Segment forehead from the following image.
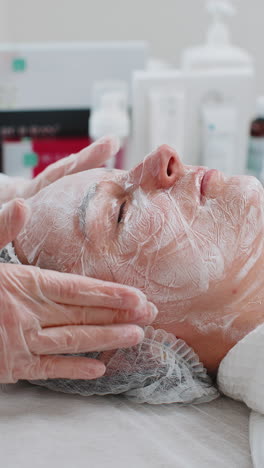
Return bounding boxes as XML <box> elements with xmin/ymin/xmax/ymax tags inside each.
<box><xmin>69</xmin><ymin>167</ymin><xmax>126</xmax><ymax>187</ymax></box>
<box><xmin>52</xmin><ymin>168</ymin><xmax>127</xmax><ymax>201</ymax></box>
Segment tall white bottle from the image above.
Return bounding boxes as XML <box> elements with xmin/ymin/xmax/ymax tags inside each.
<box><xmin>181</xmin><ymin>0</ymin><xmax>255</xmax><ymax>175</ymax></box>
<box><xmin>182</xmin><ymin>0</ymin><xmax>253</xmax><ymax>71</ymax></box>
<box><xmin>89</xmin><ymin>81</ymin><xmax>130</xmax><ymax>169</ymax></box>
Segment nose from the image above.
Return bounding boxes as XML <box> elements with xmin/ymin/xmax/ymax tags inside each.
<box><xmin>129</xmin><ymin>145</ymin><xmax>185</xmax><ymax>191</ymax></box>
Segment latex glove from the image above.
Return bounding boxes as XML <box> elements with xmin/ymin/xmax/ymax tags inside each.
<box><xmin>0</xmin><ymin>199</ymin><xmax>31</xmax><ymax>250</ymax></box>
<box><xmin>0</xmin><ymin>136</ymin><xmax>120</xmax><ymax>203</ymax></box>
<box><xmin>0</xmin><ymin>200</ymin><xmax>157</xmax><ymax>383</ymax></box>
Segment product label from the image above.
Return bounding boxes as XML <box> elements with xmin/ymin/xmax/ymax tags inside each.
<box><xmin>0</xmin><ymin>109</ymin><xmax>126</xmax><ymax>175</ymax></box>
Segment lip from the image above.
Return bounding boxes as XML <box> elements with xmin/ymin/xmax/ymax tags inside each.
<box><xmin>200</xmin><ymin>169</ymin><xmax>220</xmax><ymax>197</ymax></box>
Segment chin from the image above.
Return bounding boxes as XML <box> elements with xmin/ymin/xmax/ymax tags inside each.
<box><xmin>237</xmin><ymin>174</ymin><xmax>263</xmax><ymax>190</ymax></box>
<box><xmin>223</xmin><ymin>174</ymin><xmax>263</xmax><ymax>210</ymax></box>
<box><xmin>245</xmin><ymin>176</ymin><xmax>264</xmax><ymax>207</ymax></box>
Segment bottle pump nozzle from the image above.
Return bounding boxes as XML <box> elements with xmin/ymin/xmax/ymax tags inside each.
<box><xmin>182</xmin><ymin>0</ymin><xmax>252</xmax><ymax>70</ymax></box>
<box><xmin>206</xmin><ymin>0</ymin><xmax>236</xmax><ymax>45</ymax></box>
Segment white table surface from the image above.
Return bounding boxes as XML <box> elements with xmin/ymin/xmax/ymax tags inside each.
<box><xmin>0</xmin><ymin>381</ymin><xmax>252</xmax><ymax>468</ymax></box>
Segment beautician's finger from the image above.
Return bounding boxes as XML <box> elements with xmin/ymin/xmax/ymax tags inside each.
<box><xmin>0</xmin><ymin>199</ymin><xmax>30</xmax><ymax>249</ymax></box>
<box><xmin>71</xmin><ymin>136</ymin><xmax>120</xmax><ymax>170</ymax></box>
<box><xmin>25</xmin><ymin>136</ymin><xmax>120</xmax><ymax>197</ymax></box>
<box><xmin>27</xmin><ymin>324</ymin><xmax>144</xmax><ymax>355</ymax></box>
<box><xmin>38</xmin><ymin>269</ymin><xmax>151</xmax><ymax>312</ymax></box>
<box><xmin>25</xmin><ymin>356</ymin><xmax>106</xmax><ymax>381</ymax></box>
<box><xmin>40</xmin><ymin>302</ymin><xmax>158</xmax><ymax>328</ymax></box>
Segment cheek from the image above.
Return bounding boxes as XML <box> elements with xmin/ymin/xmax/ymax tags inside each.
<box><xmin>240</xmin><ymin>205</ymin><xmax>262</xmax><ymax>250</ymax></box>
<box><xmin>91</xmin><ymin>181</ymin><xmax>264</xmax><ymax>306</ymax></box>
<box><xmin>105</xmin><ymin>193</ymin><xmax>207</xmax><ymax>299</ymax></box>
<box><xmin>110</xmin><ymin>202</ymin><xmax>227</xmax><ymax>303</ymax></box>
<box><xmin>116</xmin><ymin>194</ymin><xmax>167</xmax><ymax>253</ymax></box>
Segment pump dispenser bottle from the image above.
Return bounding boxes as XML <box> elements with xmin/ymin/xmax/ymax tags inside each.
<box><xmin>182</xmin><ymin>0</ymin><xmax>253</xmax><ymax>70</ymax></box>
<box><xmin>132</xmin><ymin>0</ymin><xmax>255</xmax><ymax>173</ymax></box>
<box><xmin>180</xmin><ymin>0</ymin><xmax>255</xmax><ymax>175</ymax></box>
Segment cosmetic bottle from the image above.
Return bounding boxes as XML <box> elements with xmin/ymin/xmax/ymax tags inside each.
<box><xmin>182</xmin><ymin>0</ymin><xmax>252</xmax><ymax>71</ymax></box>
<box><xmin>247</xmin><ymin>97</ymin><xmax>264</xmax><ymax>183</ymax></box>
<box><xmin>3</xmin><ymin>137</ymin><xmax>38</xmax><ymax>178</ymax></box>
<box><xmin>180</xmin><ymin>0</ymin><xmax>254</xmax><ymax>175</ymax></box>
<box><xmin>148</xmin><ymin>88</ymin><xmax>185</xmax><ymax>155</ymax></box>
<box><xmin>89</xmin><ymin>81</ymin><xmax>130</xmax><ymax>169</ymax></box>
<box><xmin>201</xmin><ymin>97</ymin><xmax>237</xmax><ymax>175</ymax></box>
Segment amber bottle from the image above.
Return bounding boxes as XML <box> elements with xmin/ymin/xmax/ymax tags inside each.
<box><xmin>248</xmin><ymin>97</ymin><xmax>264</xmax><ymax>182</ymax></box>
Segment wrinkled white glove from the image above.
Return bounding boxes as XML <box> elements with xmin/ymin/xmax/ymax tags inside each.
<box><xmin>0</xmin><ymin>199</ymin><xmax>158</xmax><ymax>383</ymax></box>
<box><xmin>0</xmin><ymin>136</ymin><xmax>120</xmax><ymax>203</ymax></box>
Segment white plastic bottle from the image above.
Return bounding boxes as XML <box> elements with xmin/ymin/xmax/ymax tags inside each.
<box><xmin>148</xmin><ymin>89</ymin><xmax>185</xmax><ymax>156</ymax></box>
<box><xmin>201</xmin><ymin>98</ymin><xmax>237</xmax><ymax>175</ymax></box>
<box><xmin>181</xmin><ymin>0</ymin><xmax>253</xmax><ymax>70</ymax></box>
<box><xmin>89</xmin><ymin>81</ymin><xmax>130</xmax><ymax>169</ymax></box>
<box><xmin>181</xmin><ymin>0</ymin><xmax>254</xmax><ymax>174</ymax></box>
<box><xmin>3</xmin><ymin>137</ymin><xmax>38</xmax><ymax>179</ymax></box>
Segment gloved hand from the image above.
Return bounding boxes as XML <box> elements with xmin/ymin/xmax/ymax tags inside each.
<box><xmin>0</xmin><ymin>199</ymin><xmax>31</xmax><ymax>250</ymax></box>
<box><xmin>0</xmin><ymin>199</ymin><xmax>158</xmax><ymax>383</ymax></box>
<box><xmin>0</xmin><ymin>136</ymin><xmax>120</xmax><ymax>203</ymax></box>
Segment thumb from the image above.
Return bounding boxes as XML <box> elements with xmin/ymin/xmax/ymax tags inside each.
<box><xmin>0</xmin><ymin>199</ymin><xmax>31</xmax><ymax>249</ymax></box>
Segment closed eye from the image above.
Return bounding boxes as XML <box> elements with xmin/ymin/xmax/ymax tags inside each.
<box><xmin>118</xmin><ymin>201</ymin><xmax>127</xmax><ymax>224</ymax></box>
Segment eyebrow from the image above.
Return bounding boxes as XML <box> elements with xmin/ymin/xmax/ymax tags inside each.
<box><xmin>78</xmin><ymin>183</ymin><xmax>99</xmax><ymax>234</ymax></box>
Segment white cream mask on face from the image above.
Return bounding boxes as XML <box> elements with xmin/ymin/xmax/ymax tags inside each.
<box><xmin>85</xmin><ymin>158</ymin><xmax>263</xmax><ymax>318</ymax></box>
<box><xmin>14</xmin><ymin>145</ymin><xmax>264</xmax><ymax>372</ymax></box>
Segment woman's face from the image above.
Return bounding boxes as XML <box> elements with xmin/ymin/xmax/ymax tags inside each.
<box><xmin>16</xmin><ymin>145</ymin><xmax>264</xmax><ymax>329</ymax></box>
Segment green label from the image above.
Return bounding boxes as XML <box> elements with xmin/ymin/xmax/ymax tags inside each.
<box><xmin>12</xmin><ymin>58</ymin><xmax>27</xmax><ymax>72</ymax></box>
<box><xmin>23</xmin><ymin>152</ymin><xmax>38</xmax><ymax>168</ymax></box>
